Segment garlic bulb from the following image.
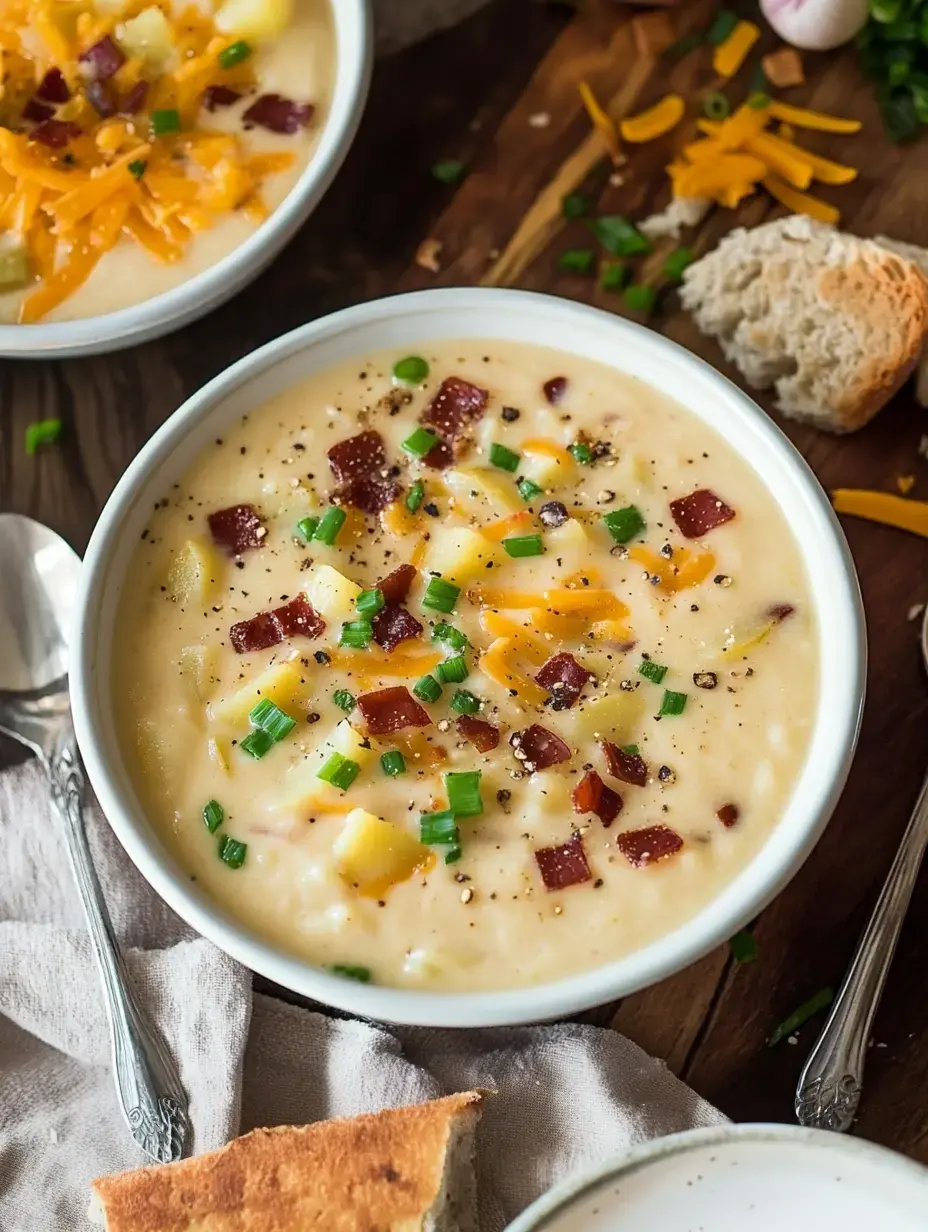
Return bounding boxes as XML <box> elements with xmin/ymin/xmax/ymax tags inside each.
<box><xmin>760</xmin><ymin>0</ymin><xmax>868</xmax><ymax>51</ymax></box>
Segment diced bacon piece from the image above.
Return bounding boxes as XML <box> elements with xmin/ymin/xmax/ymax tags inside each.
<box><xmin>600</xmin><ymin>741</ymin><xmax>648</xmax><ymax>787</ymax></box>
<box><xmin>423</xmin><ymin>438</ymin><xmax>455</xmax><ymax>469</ymax></box>
<box><xmin>32</xmin><ymin>119</ymin><xmax>82</xmax><ymax>148</ymax></box>
<box><xmin>79</xmin><ymin>35</ymin><xmax>125</xmax><ymax>80</ymax></box>
<box><xmin>716</xmin><ymin>803</ymin><xmax>740</xmax><ymax>828</ymax></box>
<box><xmin>23</xmin><ymin>98</ymin><xmax>54</xmax><ymax>123</ymax></box>
<box><xmin>572</xmin><ymin>769</ymin><xmax>623</xmax><ymax>828</ymax></box>
<box><xmin>327</xmin><ymin>430</ymin><xmax>387</xmax><ymax>483</ymax></box>
<box><xmin>36</xmin><ymin>68</ymin><xmax>70</xmax><ymax>104</ymax></box>
<box><xmin>121</xmin><ymin>80</ymin><xmax>150</xmax><ymax>113</ymax></box>
<box><xmin>203</xmin><ymin>84</ymin><xmax>241</xmax><ymax>111</ymax></box>
<box><xmin>229</xmin><ymin>610</ymin><xmax>281</xmax><ymax>654</ymax></box>
<box><xmin>535</xmin><ymin>652</ymin><xmax>594</xmax><ymax>710</ymax></box>
<box><xmin>616</xmin><ymin>824</ymin><xmax>683</xmax><ymax>868</ymax></box>
<box><xmin>339</xmin><ymin>476</ymin><xmax>400</xmax><ymax>514</ymax></box>
<box><xmin>535</xmin><ymin>833</ymin><xmax>592</xmax><ymax>890</ymax></box>
<box><xmin>422</xmin><ymin>377</ymin><xmax>489</xmax><ymax>440</ymax></box>
<box><xmin>208</xmin><ymin>504</ymin><xmax>264</xmax><ymax>555</ymax></box>
<box><xmin>542</xmin><ymin>376</ymin><xmax>568</xmax><ymax>405</ymax></box>
<box><xmin>357</xmin><ymin>686</ymin><xmax>432</xmax><ymax>735</ymax></box>
<box><xmin>372</xmin><ymin>605</ymin><xmax>423</xmax><ymax>652</ymax></box>
<box><xmin>379</xmin><ymin>564</ymin><xmax>417</xmax><ymax>606</ymax></box>
<box><xmin>670</xmin><ymin>489</ymin><xmax>736</xmax><ymax>539</ymax></box>
<box><xmin>510</xmin><ymin>724</ymin><xmax>571</xmax><ymax>772</ymax></box>
<box><xmin>768</xmin><ymin>603</ymin><xmax>795</xmax><ymax>623</ymax></box>
<box><xmin>273</xmin><ymin>595</ymin><xmax>325</xmax><ymax>640</ymax></box>
<box><xmin>86</xmin><ymin>80</ymin><xmax>116</xmax><ymax>118</ymax></box>
<box><xmin>243</xmin><ymin>93</ymin><xmax>314</xmax><ymax>134</ymax></box>
<box><xmin>456</xmin><ymin>714</ymin><xmax>500</xmax><ymax>752</ymax></box>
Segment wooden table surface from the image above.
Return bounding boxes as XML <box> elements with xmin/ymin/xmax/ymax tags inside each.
<box><xmin>3</xmin><ymin>0</ymin><xmax>927</xmax><ymax>1162</ymax></box>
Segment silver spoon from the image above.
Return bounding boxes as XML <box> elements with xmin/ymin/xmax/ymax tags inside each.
<box><xmin>0</xmin><ymin>513</ymin><xmax>189</xmax><ymax>1163</ymax></box>
<box><xmin>796</xmin><ymin>603</ymin><xmax>928</xmax><ymax>1131</ymax></box>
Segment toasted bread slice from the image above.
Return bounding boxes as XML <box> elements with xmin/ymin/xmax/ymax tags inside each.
<box><xmin>873</xmin><ymin>234</ymin><xmax>928</xmax><ymax>407</ymax></box>
<box><xmin>91</xmin><ymin>1092</ymin><xmax>482</xmax><ymax>1232</ymax></box>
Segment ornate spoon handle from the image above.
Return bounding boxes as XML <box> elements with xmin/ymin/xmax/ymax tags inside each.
<box><xmin>796</xmin><ymin>771</ymin><xmax>928</xmax><ymax>1132</ymax></box>
<box><xmin>49</xmin><ymin>732</ymin><xmax>189</xmax><ymax>1163</ymax></box>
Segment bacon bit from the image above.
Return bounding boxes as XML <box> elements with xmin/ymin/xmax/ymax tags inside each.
<box><xmin>203</xmin><ymin>84</ymin><xmax>242</xmax><ymax>112</ymax></box>
<box><xmin>208</xmin><ymin>504</ymin><xmax>264</xmax><ymax>555</ymax></box>
<box><xmin>379</xmin><ymin>564</ymin><xmax>417</xmax><ymax>606</ymax></box>
<box><xmin>274</xmin><ymin>595</ymin><xmax>325</xmax><ymax>639</ymax></box>
<box><xmin>510</xmin><ymin>724</ymin><xmax>571</xmax><ymax>771</ymax></box>
<box><xmin>36</xmin><ymin>68</ymin><xmax>70</xmax><ymax>104</ymax></box>
<box><xmin>601</xmin><ymin>741</ymin><xmax>647</xmax><ymax>787</ymax></box>
<box><xmin>543</xmin><ymin>376</ymin><xmax>568</xmax><ymax>405</ymax></box>
<box><xmin>717</xmin><ymin>803</ymin><xmax>740</xmax><ymax>828</ymax></box>
<box><xmin>79</xmin><ymin>35</ymin><xmax>125</xmax><ymax>81</ymax></box>
<box><xmin>32</xmin><ymin>119</ymin><xmax>82</xmax><ymax>149</ymax></box>
<box><xmin>572</xmin><ymin>769</ymin><xmax>623</xmax><ymax>827</ymax></box>
<box><xmin>243</xmin><ymin>93</ymin><xmax>314</xmax><ymax>134</ymax></box>
<box><xmin>616</xmin><ymin>824</ymin><xmax>683</xmax><ymax>867</ymax></box>
<box><xmin>768</xmin><ymin>603</ymin><xmax>795</xmax><ymax>623</ymax></box>
<box><xmin>230</xmin><ymin>595</ymin><xmax>325</xmax><ymax>653</ymax></box>
<box><xmin>456</xmin><ymin>714</ymin><xmax>500</xmax><ymax>752</ymax></box>
<box><xmin>423</xmin><ymin>438</ymin><xmax>455</xmax><ymax>469</ymax></box>
<box><xmin>339</xmin><ymin>476</ymin><xmax>400</xmax><ymax>514</ymax></box>
<box><xmin>372</xmin><ymin>606</ymin><xmax>423</xmax><ymax>652</ymax></box>
<box><xmin>535</xmin><ymin>652</ymin><xmax>594</xmax><ymax>710</ymax></box>
<box><xmin>535</xmin><ymin>833</ymin><xmax>593</xmax><ymax>890</ymax></box>
<box><xmin>415</xmin><ymin>237</ymin><xmax>443</xmax><ymax>272</ymax></box>
<box><xmin>423</xmin><ymin>376</ymin><xmax>489</xmax><ymax>440</ymax></box>
<box><xmin>86</xmin><ymin>80</ymin><xmax>117</xmax><ymax>118</ymax></box>
<box><xmin>670</xmin><ymin>489</ymin><xmax>736</xmax><ymax>539</ymax></box>
<box><xmin>327</xmin><ymin>430</ymin><xmax>387</xmax><ymax>483</ymax></box>
<box><xmin>357</xmin><ymin>686</ymin><xmax>432</xmax><ymax>735</ymax></box>
<box><xmin>121</xmin><ymin>80</ymin><xmax>150</xmax><ymax>114</ymax></box>
<box><xmin>23</xmin><ymin>98</ymin><xmax>54</xmax><ymax>123</ymax></box>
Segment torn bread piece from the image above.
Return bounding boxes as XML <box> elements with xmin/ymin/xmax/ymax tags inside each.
<box><xmin>91</xmin><ymin>1091</ymin><xmax>482</xmax><ymax>1232</ymax></box>
<box><xmin>874</xmin><ymin>234</ymin><xmax>928</xmax><ymax>407</ymax></box>
<box><xmin>680</xmin><ymin>214</ymin><xmax>928</xmax><ymax>432</ymax></box>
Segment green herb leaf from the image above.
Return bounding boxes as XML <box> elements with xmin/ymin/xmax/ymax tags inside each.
<box><xmin>150</xmin><ymin>108</ymin><xmax>181</xmax><ymax>137</ymax></box>
<box><xmin>202</xmin><ymin>799</ymin><xmax>224</xmax><ymax>833</ymax></box>
<box><xmin>602</xmin><ymin>505</ymin><xmax>645</xmax><ymax>544</ymax></box>
<box><xmin>380</xmin><ymin>750</ymin><xmax>406</xmax><ymax>777</ymax></box>
<box><xmin>768</xmin><ymin>987</ymin><xmax>834</xmax><ymax>1047</ymax></box>
<box><xmin>25</xmin><ymin>418</ymin><xmax>62</xmax><ymax>455</ymax></box>
<box><xmin>562</xmin><ymin>192</ymin><xmax>589</xmax><ymax>220</ymax></box>
<box><xmin>624</xmin><ymin>284</ymin><xmax>656</xmax><ymax>315</ymax></box>
<box><xmin>489</xmin><ymin>442</ymin><xmax>521</xmax><ymax>472</ymax></box>
<box><xmin>432</xmin><ymin>623</ymin><xmax>469</xmax><ymax>651</ymax></box>
<box><xmin>413</xmin><ymin>673</ymin><xmax>442</xmax><ymax>703</ymax></box>
<box><xmin>558</xmin><ymin>247</ymin><xmax>596</xmax><ymax>274</ymax></box>
<box><xmin>638</xmin><ymin>659</ymin><xmax>668</xmax><ymax>684</ymax></box>
<box><xmin>405</xmin><ymin>479</ymin><xmax>425</xmax><ymax>512</ymax></box>
<box><xmin>569</xmin><ymin>441</ymin><xmax>593</xmax><ymax>464</ymax></box>
<box><xmin>436</xmin><ymin>654</ymin><xmax>469</xmax><ymax>684</ymax></box>
<box><xmin>339</xmin><ymin>619</ymin><xmax>373</xmax><ymax>649</ymax></box>
<box><xmin>445</xmin><ymin>770</ymin><xmax>483</xmax><ymax>817</ymax></box>
<box><xmin>217</xmin><ymin>39</ymin><xmax>252</xmax><ymax>69</ymax></box>
<box><xmin>248</xmin><ymin>698</ymin><xmax>296</xmax><ymax>742</ymax></box>
<box><xmin>450</xmin><ymin>689</ymin><xmax>481</xmax><ymax>715</ymax></box>
<box><xmin>128</xmin><ymin>158</ymin><xmax>147</xmax><ymax>180</ymax></box>
<box><xmin>402</xmin><ymin>427</ymin><xmax>440</xmax><ymax>459</ymax></box>
<box><xmin>313</xmin><ymin>506</ymin><xmax>346</xmax><ymax>545</ymax></box>
<box><xmin>502</xmin><ymin>533</ymin><xmax>545</xmax><ymax>558</ymax></box>
<box><xmin>599</xmin><ymin>261</ymin><xmax>628</xmax><ymax>291</ymax></box>
<box><xmin>420</xmin><ymin>809</ymin><xmax>460</xmax><ymax>845</ymax></box>
<box><xmin>658</xmin><ymin>689</ymin><xmax>688</xmax><ymax>716</ymax></box>
<box><xmin>218</xmin><ymin>835</ymin><xmax>247</xmax><ymax>868</ymax></box>
<box><xmin>422</xmin><ymin>577</ymin><xmax>460</xmax><ymax>614</ymax></box>
<box><xmin>356</xmin><ymin>587</ymin><xmax>385</xmax><ymax>617</ymax></box>
<box><xmin>663</xmin><ymin>246</ymin><xmax>694</xmax><ymax>281</ymax></box>
<box><xmin>297</xmin><ymin>515</ymin><xmax>319</xmax><ymax>542</ymax></box>
<box><xmin>393</xmin><ymin>355</ymin><xmax>429</xmax><ymax>384</ymax></box>
<box><xmin>591</xmin><ymin>215</ymin><xmax>651</xmax><ymax>257</ymax></box>
<box><xmin>333</xmin><ymin>689</ymin><xmax>356</xmax><ymax>714</ymax></box>
<box><xmin>239</xmin><ymin>729</ymin><xmax>274</xmax><ymax>760</ymax></box>
<box><xmin>729</xmin><ymin>929</ymin><xmax>758</xmax><ymax>964</ymax></box>
<box><xmin>329</xmin><ymin>963</ymin><xmax>371</xmax><ymax>982</ymax></box>
<box><xmin>317</xmin><ymin>751</ymin><xmax>360</xmax><ymax>791</ymax></box>
<box><xmin>432</xmin><ymin>159</ymin><xmax>465</xmax><ymax>185</ymax></box>
<box><xmin>518</xmin><ymin>477</ymin><xmax>543</xmax><ymax>502</ymax></box>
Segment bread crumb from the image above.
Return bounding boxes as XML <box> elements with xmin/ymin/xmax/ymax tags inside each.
<box><xmin>528</xmin><ymin>111</ymin><xmax>550</xmax><ymax>128</ymax></box>
<box><xmin>762</xmin><ymin>47</ymin><xmax>805</xmax><ymax>88</ymax></box>
<box><xmin>897</xmin><ymin>474</ymin><xmax>915</xmax><ymax>494</ymax></box>
<box><xmin>907</xmin><ymin>602</ymin><xmax>924</xmax><ymax>621</ymax></box>
<box><xmin>415</xmin><ymin>238</ymin><xmax>443</xmax><ymax>273</ymax></box>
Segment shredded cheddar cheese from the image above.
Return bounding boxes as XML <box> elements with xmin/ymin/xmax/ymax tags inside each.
<box><xmin>480</xmin><ymin>637</ymin><xmax>548</xmax><ymax>706</ymax></box>
<box><xmin>712</xmin><ymin>21</ymin><xmax>760</xmax><ymax>79</ymax></box>
<box><xmin>619</xmin><ymin>95</ymin><xmax>685</xmax><ymax>144</ymax></box>
<box><xmin>832</xmin><ymin>489</ymin><xmax>928</xmax><ymax>538</ymax></box>
<box><xmin>578</xmin><ymin>80</ymin><xmax>622</xmax><ymax>165</ymax></box>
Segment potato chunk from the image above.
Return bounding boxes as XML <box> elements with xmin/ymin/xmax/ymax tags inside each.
<box><xmin>166</xmin><ymin>539</ymin><xmax>222</xmax><ymax>608</ymax></box>
<box><xmin>334</xmin><ymin>809</ymin><xmax>432</xmax><ymax>895</ymax></box>
<box><xmin>443</xmin><ymin>467</ymin><xmax>523</xmax><ymax>516</ymax></box>
<box><xmin>215</xmin><ymin>0</ymin><xmax>294</xmax><ymax>41</ymax></box>
<box><xmin>305</xmin><ymin>563</ymin><xmax>361</xmax><ymax>625</ymax></box>
<box><xmin>565</xmin><ymin>689</ymin><xmax>645</xmax><ymax>745</ymax></box>
<box><xmin>178</xmin><ymin>644</ymin><xmax>219</xmax><ymax>702</ymax></box>
<box><xmin>209</xmin><ymin>660</ymin><xmax>307</xmax><ymax>726</ymax></box>
<box><xmin>117</xmin><ymin>7</ymin><xmax>174</xmax><ymax>70</ymax></box>
<box><xmin>520</xmin><ymin>440</ymin><xmax>578</xmax><ymax>489</ymax></box>
<box><xmin>422</xmin><ymin>527</ymin><xmax>499</xmax><ymax>585</ymax></box>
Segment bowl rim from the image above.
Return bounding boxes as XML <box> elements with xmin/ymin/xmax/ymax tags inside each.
<box><xmin>503</xmin><ymin>1123</ymin><xmax>928</xmax><ymax>1230</ymax></box>
<box><xmin>70</xmin><ymin>287</ymin><xmax>866</xmax><ymax>1027</ymax></box>
<box><xmin>0</xmin><ymin>0</ymin><xmax>372</xmax><ymax>357</ymax></box>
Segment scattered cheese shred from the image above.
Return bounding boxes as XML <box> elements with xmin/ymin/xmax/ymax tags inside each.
<box><xmin>712</xmin><ymin>20</ymin><xmax>761</xmax><ymax>79</ymax></box>
<box><xmin>542</xmin><ymin>588</ymin><xmax>628</xmax><ymax>619</ymax></box>
<box><xmin>628</xmin><ymin>546</ymin><xmax>716</xmax><ymax>594</ymax></box>
<box><xmin>763</xmin><ymin>174</ymin><xmax>841</xmax><ymax>226</ymax></box>
<box><xmin>481</xmin><ymin>510</ymin><xmax>535</xmax><ymax>542</ymax></box>
<box><xmin>832</xmin><ymin>490</ymin><xmax>928</xmax><ymax>538</ymax></box>
<box><xmin>578</xmin><ymin>80</ymin><xmax>623</xmax><ymax>165</ymax></box>
<box><xmin>768</xmin><ymin>101</ymin><xmax>862</xmax><ymax>134</ymax></box>
<box><xmin>480</xmin><ymin>637</ymin><xmax>548</xmax><ymax>706</ymax></box>
<box><xmin>620</xmin><ymin>94</ymin><xmax>685</xmax><ymax>144</ymax></box>
<box><xmin>479</xmin><ymin>611</ymin><xmax>549</xmax><ymax>664</ymax></box>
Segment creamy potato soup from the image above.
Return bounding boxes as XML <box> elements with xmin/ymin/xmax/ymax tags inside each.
<box><xmin>0</xmin><ymin>0</ymin><xmax>333</xmax><ymax>323</ymax></box>
<box><xmin>114</xmin><ymin>343</ymin><xmax>818</xmax><ymax>991</ymax></box>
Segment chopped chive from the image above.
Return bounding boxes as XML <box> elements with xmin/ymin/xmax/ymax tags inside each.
<box><xmin>503</xmin><ymin>534</ymin><xmax>544</xmax><ymax>558</ymax></box>
<box><xmin>518</xmin><ymin>477</ymin><xmax>543</xmax><ymax>502</ymax></box>
<box><xmin>339</xmin><ymin>619</ymin><xmax>373</xmax><ymax>649</ymax></box>
<box><xmin>658</xmin><ymin>689</ymin><xmax>688</xmax><ymax>716</ymax></box>
<box><xmin>557</xmin><ymin>247</ymin><xmax>596</xmax><ymax>274</ymax></box>
<box><xmin>489</xmin><ymin>442</ymin><xmax>520</xmax><ymax>472</ymax></box>
<box><xmin>313</xmin><ymin>506</ymin><xmax>346</xmax><ymax>545</ymax></box>
<box><xmin>663</xmin><ymin>246</ymin><xmax>694</xmax><ymax>281</ymax></box>
<box><xmin>562</xmin><ymin>192</ymin><xmax>589</xmax><ymax>220</ymax></box>
<box><xmin>202</xmin><ymin>799</ymin><xmax>224</xmax><ymax>833</ymax></box>
<box><xmin>239</xmin><ymin>729</ymin><xmax>273</xmax><ymax>760</ymax></box>
<box><xmin>450</xmin><ymin>689</ymin><xmax>481</xmax><ymax>715</ymax></box>
<box><xmin>402</xmin><ymin>427</ymin><xmax>440</xmax><ymax>459</ymax></box>
<box><xmin>602</xmin><ymin>504</ymin><xmax>645</xmax><ymax>544</ymax></box>
<box><xmin>706</xmin><ymin>9</ymin><xmax>738</xmax><ymax>44</ymax></box>
<box><xmin>445</xmin><ymin>844</ymin><xmax>463</xmax><ymax>864</ymax></box>
<box><xmin>599</xmin><ymin>261</ymin><xmax>628</xmax><ymax>291</ymax></box>
<box><xmin>436</xmin><ymin>654</ymin><xmax>469</xmax><ymax>684</ymax></box>
<box><xmin>432</xmin><ymin>623</ymin><xmax>469</xmax><ymax>650</ymax></box>
<box><xmin>432</xmin><ymin>158</ymin><xmax>465</xmax><ymax>184</ymax></box>
<box><xmin>333</xmin><ymin>689</ymin><xmax>356</xmax><ymax>714</ymax></box>
<box><xmin>393</xmin><ymin>355</ymin><xmax>430</xmax><ymax>384</ymax></box>
<box><xmin>569</xmin><ymin>441</ymin><xmax>593</xmax><ymax>464</ymax></box>
<box><xmin>150</xmin><ymin>107</ymin><xmax>181</xmax><ymax>137</ymax></box>
<box><xmin>217</xmin><ymin>39</ymin><xmax>252</xmax><ymax>69</ymax></box>
<box><xmin>24</xmin><ymin>418</ymin><xmax>62</xmax><ymax>455</ymax></box>
<box><xmin>768</xmin><ymin>987</ymin><xmax>834</xmax><ymax>1047</ymax></box>
<box><xmin>413</xmin><ymin>673</ymin><xmax>442</xmax><ymax>703</ymax></box>
<box><xmin>420</xmin><ymin>809</ymin><xmax>460</xmax><ymax>845</ymax></box>
<box><xmin>128</xmin><ymin>158</ymin><xmax>147</xmax><ymax>180</ymax></box>
<box><xmin>638</xmin><ymin>659</ymin><xmax>668</xmax><ymax>684</ymax></box>
<box><xmin>380</xmin><ymin>750</ymin><xmax>406</xmax><ymax>777</ymax></box>
<box><xmin>624</xmin><ymin>284</ymin><xmax>656</xmax><ymax>315</ymax></box>
<box><xmin>621</xmin><ymin>743</ymin><xmax>640</xmax><ymax>755</ymax></box>
<box><xmin>248</xmin><ymin>698</ymin><xmax>296</xmax><ymax>741</ymax></box>
<box><xmin>702</xmin><ymin>90</ymin><xmax>731</xmax><ymax>120</ymax></box>
<box><xmin>422</xmin><ymin>576</ymin><xmax>460</xmax><ymax>614</ymax></box>
<box><xmin>218</xmin><ymin>834</ymin><xmax>247</xmax><ymax>868</ymax></box>
<box><xmin>591</xmin><ymin>215</ymin><xmax>651</xmax><ymax>257</ymax></box>
<box><xmin>405</xmin><ymin>479</ymin><xmax>425</xmax><ymax>512</ymax></box>
<box><xmin>297</xmin><ymin>515</ymin><xmax>319</xmax><ymax>542</ymax></box>
<box><xmin>355</xmin><ymin>587</ymin><xmax>385</xmax><ymax>617</ymax></box>
<box><xmin>730</xmin><ymin>929</ymin><xmax>758</xmax><ymax>964</ymax></box>
<box><xmin>317</xmin><ymin>751</ymin><xmax>360</xmax><ymax>790</ymax></box>
<box><xmin>329</xmin><ymin>963</ymin><xmax>371</xmax><ymax>982</ymax></box>
<box><xmin>445</xmin><ymin>770</ymin><xmax>483</xmax><ymax>817</ymax></box>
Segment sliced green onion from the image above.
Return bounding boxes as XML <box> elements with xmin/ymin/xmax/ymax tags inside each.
<box><xmin>422</xmin><ymin>577</ymin><xmax>460</xmax><ymax>613</ymax></box>
<box><xmin>405</xmin><ymin>479</ymin><xmax>425</xmax><ymax>512</ymax></box>
<box><xmin>768</xmin><ymin>987</ymin><xmax>834</xmax><ymax>1047</ymax></box>
<box><xmin>658</xmin><ymin>689</ymin><xmax>688</xmax><ymax>716</ymax></box>
<box><xmin>599</xmin><ymin>261</ymin><xmax>628</xmax><ymax>292</ymax></box>
<box><xmin>569</xmin><ymin>441</ymin><xmax>593</xmax><ymax>464</ymax></box>
<box><xmin>329</xmin><ymin>963</ymin><xmax>372</xmax><ymax>982</ymax></box>
<box><xmin>380</xmin><ymin>750</ymin><xmax>406</xmax><ymax>777</ymax></box>
<box><xmin>450</xmin><ymin>689</ymin><xmax>481</xmax><ymax>715</ymax></box>
<box><xmin>602</xmin><ymin>504</ymin><xmax>645</xmax><ymax>544</ymax></box>
<box><xmin>202</xmin><ymin>799</ymin><xmax>224</xmax><ymax>833</ymax></box>
<box><xmin>393</xmin><ymin>355</ymin><xmax>430</xmax><ymax>384</ymax></box>
<box><xmin>128</xmin><ymin>158</ymin><xmax>147</xmax><ymax>180</ymax></box>
<box><xmin>150</xmin><ymin>107</ymin><xmax>181</xmax><ymax>137</ymax></box>
<box><xmin>436</xmin><ymin>654</ymin><xmax>469</xmax><ymax>684</ymax></box>
<box><xmin>621</xmin><ymin>743</ymin><xmax>640</xmax><ymax>755</ymax></box>
<box><xmin>624</xmin><ymin>284</ymin><xmax>656</xmax><ymax>315</ymax></box>
<box><xmin>702</xmin><ymin>91</ymin><xmax>731</xmax><ymax>120</ymax></box>
<box><xmin>518</xmin><ymin>477</ymin><xmax>543</xmax><ymax>502</ymax></box>
<box><xmin>445</xmin><ymin>770</ymin><xmax>483</xmax><ymax>817</ymax></box>
<box><xmin>706</xmin><ymin>9</ymin><xmax>738</xmax><ymax>44</ymax></box>
<box><xmin>339</xmin><ymin>619</ymin><xmax>373</xmax><ymax>649</ymax></box>
<box><xmin>413</xmin><ymin>673</ymin><xmax>442</xmax><ymax>703</ymax></box>
<box><xmin>591</xmin><ymin>215</ymin><xmax>651</xmax><ymax>257</ymax></box>
<box><xmin>297</xmin><ymin>515</ymin><xmax>319</xmax><ymax>542</ymax></box>
<box><xmin>356</xmin><ymin>587</ymin><xmax>385</xmax><ymax>616</ymax></box>
<box><xmin>217</xmin><ymin>39</ymin><xmax>252</xmax><ymax>69</ymax></box>
<box><xmin>402</xmin><ymin>427</ymin><xmax>440</xmax><ymax>459</ymax></box>
<box><xmin>747</xmin><ymin>91</ymin><xmax>770</xmax><ymax>110</ymax></box>
<box><xmin>557</xmin><ymin>247</ymin><xmax>595</xmax><ymax>274</ymax></box>
<box><xmin>638</xmin><ymin>659</ymin><xmax>668</xmax><ymax>685</ymax></box>
<box><xmin>313</xmin><ymin>506</ymin><xmax>346</xmax><ymax>545</ymax></box>
<box><xmin>730</xmin><ymin>929</ymin><xmax>758</xmax><ymax>964</ymax></box>
<box><xmin>432</xmin><ymin>159</ymin><xmax>465</xmax><ymax>184</ymax></box>
<box><xmin>432</xmin><ymin>623</ymin><xmax>469</xmax><ymax>651</ymax></box>
<box><xmin>562</xmin><ymin>192</ymin><xmax>589</xmax><ymax>220</ymax></box>
<box><xmin>445</xmin><ymin>844</ymin><xmax>463</xmax><ymax>864</ymax></box>
<box><xmin>317</xmin><ymin>751</ymin><xmax>360</xmax><ymax>791</ymax></box>
<box><xmin>333</xmin><ymin>689</ymin><xmax>356</xmax><ymax>714</ymax></box>
<box><xmin>239</xmin><ymin>729</ymin><xmax>274</xmax><ymax>760</ymax></box>
<box><xmin>25</xmin><ymin>418</ymin><xmax>62</xmax><ymax>455</ymax></box>
<box><xmin>249</xmin><ymin>698</ymin><xmax>296</xmax><ymax>741</ymax></box>
<box><xmin>218</xmin><ymin>834</ymin><xmax>247</xmax><ymax>868</ymax></box>
<box><xmin>489</xmin><ymin>442</ymin><xmax>520</xmax><ymax>472</ymax></box>
<box><xmin>503</xmin><ymin>534</ymin><xmax>544</xmax><ymax>558</ymax></box>
<box><xmin>663</xmin><ymin>246</ymin><xmax>694</xmax><ymax>281</ymax></box>
<box><xmin>420</xmin><ymin>809</ymin><xmax>460</xmax><ymax>845</ymax></box>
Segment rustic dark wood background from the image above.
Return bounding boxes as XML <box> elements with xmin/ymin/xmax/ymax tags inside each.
<box><xmin>2</xmin><ymin>0</ymin><xmax>927</xmax><ymax>1160</ymax></box>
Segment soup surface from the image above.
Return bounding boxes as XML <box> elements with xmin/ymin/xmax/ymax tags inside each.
<box><xmin>114</xmin><ymin>341</ymin><xmax>818</xmax><ymax>991</ymax></box>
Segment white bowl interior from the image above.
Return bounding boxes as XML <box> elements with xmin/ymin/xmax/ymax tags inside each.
<box><xmin>72</xmin><ymin>289</ymin><xmax>865</xmax><ymax>1026</ymax></box>
<box><xmin>0</xmin><ymin>0</ymin><xmax>372</xmax><ymax>356</ymax></box>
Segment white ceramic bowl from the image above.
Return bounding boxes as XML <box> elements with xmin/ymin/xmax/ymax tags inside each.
<box><xmin>0</xmin><ymin>1</ymin><xmax>371</xmax><ymax>358</ymax></box>
<box><xmin>71</xmin><ymin>288</ymin><xmax>866</xmax><ymax>1027</ymax></box>
<box><xmin>504</xmin><ymin>1124</ymin><xmax>928</xmax><ymax>1231</ymax></box>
